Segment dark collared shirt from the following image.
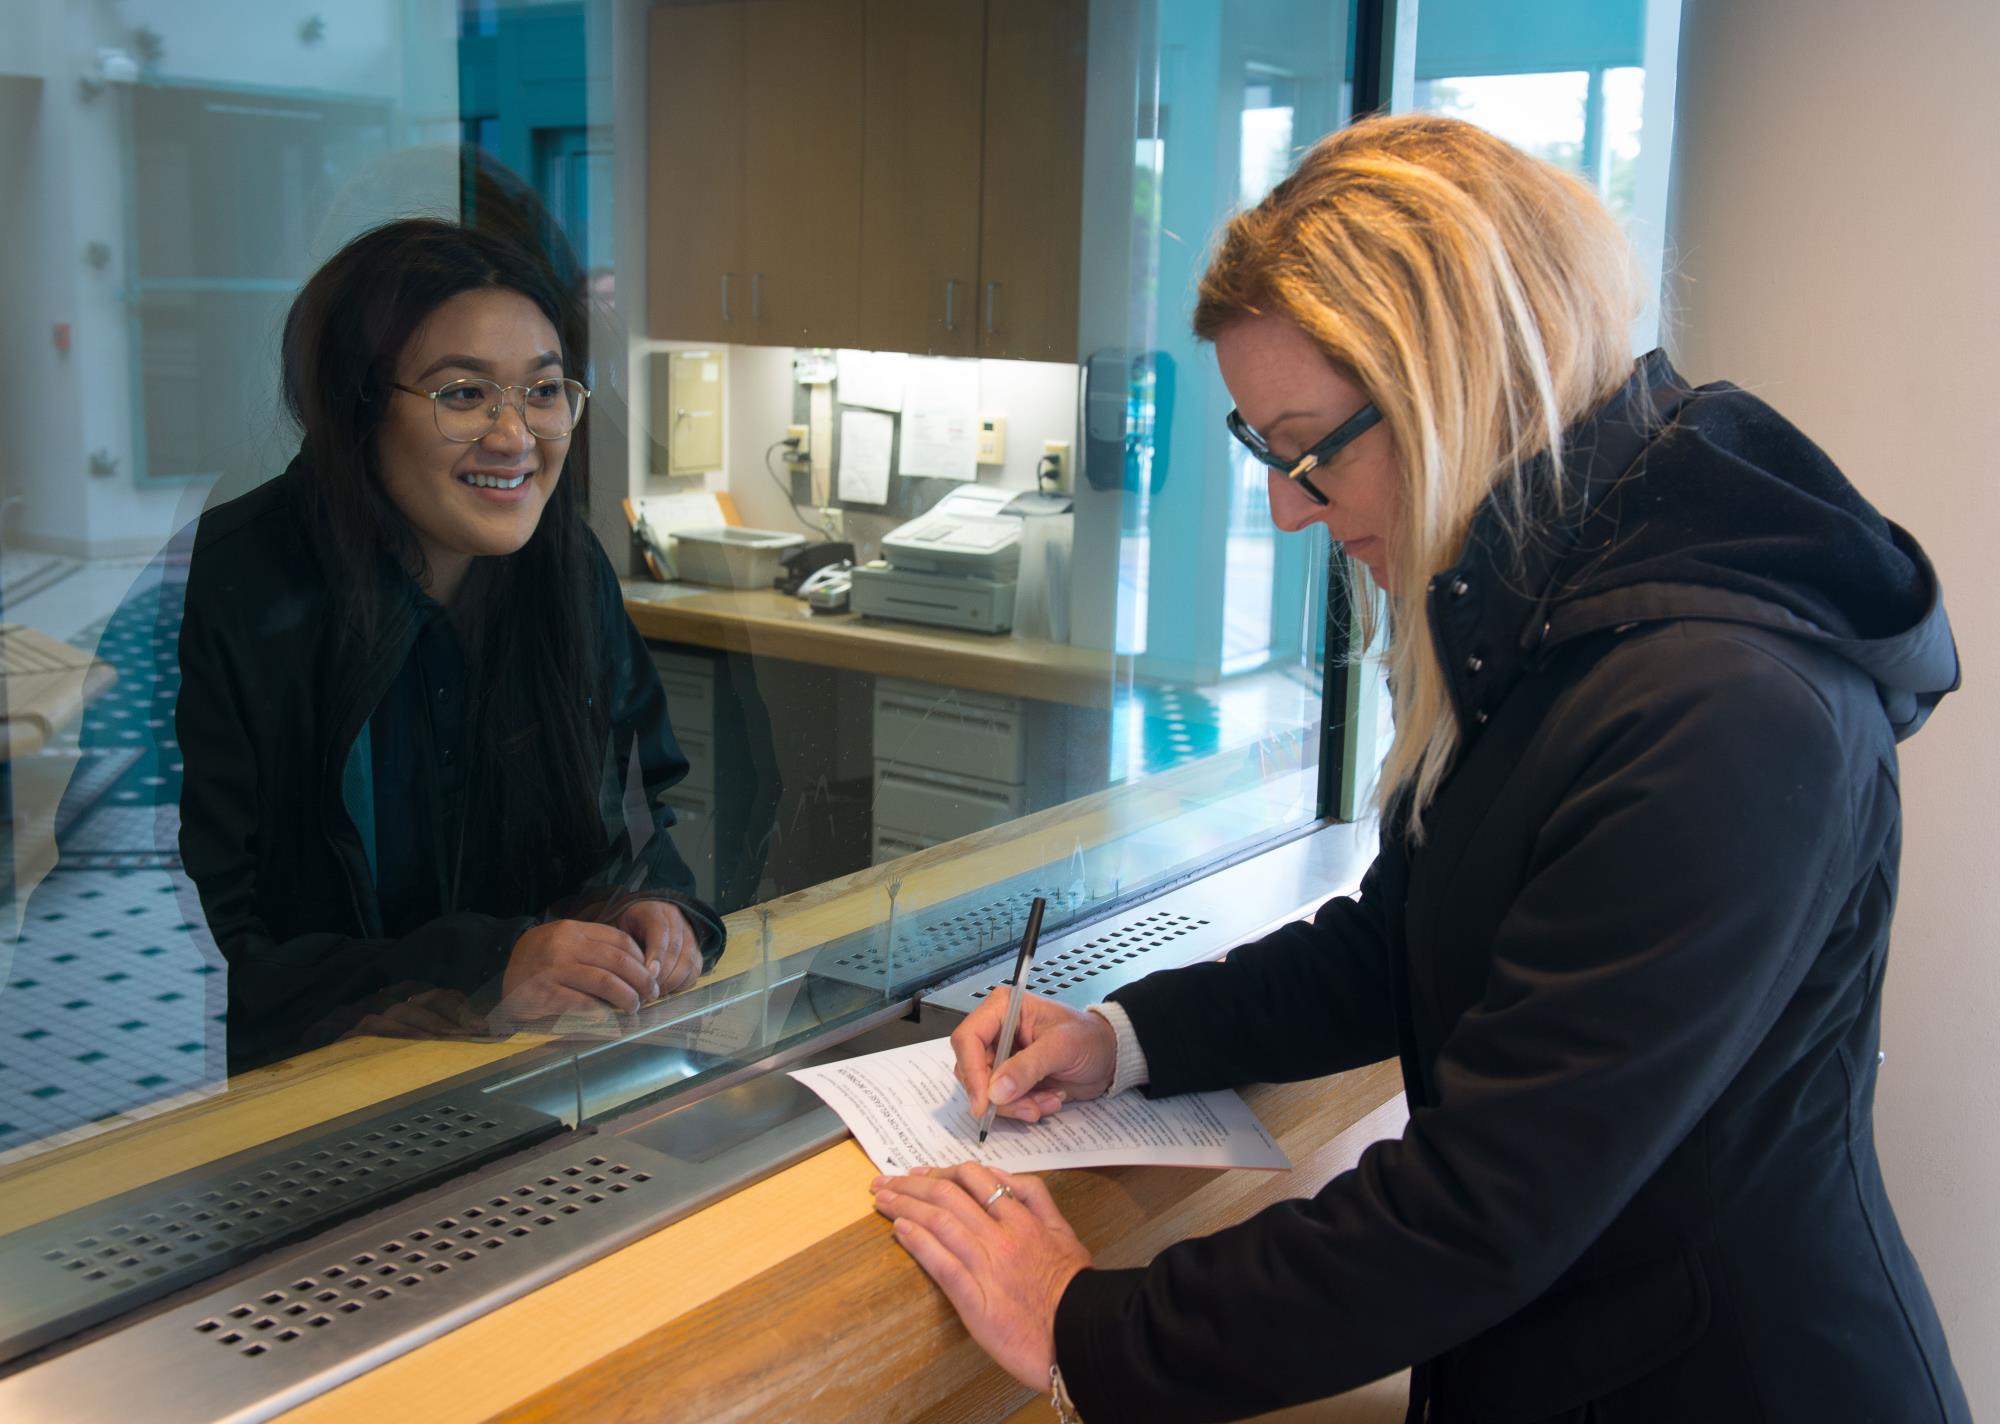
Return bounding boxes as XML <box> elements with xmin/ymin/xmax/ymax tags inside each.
<box><xmin>370</xmin><ymin>595</ymin><xmax>469</xmax><ymax>938</ymax></box>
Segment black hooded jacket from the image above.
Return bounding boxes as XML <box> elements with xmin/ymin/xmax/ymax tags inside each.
<box><xmin>175</xmin><ymin>462</ymin><xmax>722</xmax><ymax>1070</ymax></box>
<box><xmin>1057</xmin><ymin>353</ymin><xmax>1969</xmax><ymax>1422</ymax></box>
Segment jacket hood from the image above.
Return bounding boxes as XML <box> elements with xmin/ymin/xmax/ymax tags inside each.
<box><xmin>1429</xmin><ymin>351</ymin><xmax>1959</xmax><ymax>743</ymax></box>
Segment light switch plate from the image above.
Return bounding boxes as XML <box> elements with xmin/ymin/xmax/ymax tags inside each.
<box><xmin>977</xmin><ymin>414</ymin><xmax>1006</xmax><ymax>465</ymax></box>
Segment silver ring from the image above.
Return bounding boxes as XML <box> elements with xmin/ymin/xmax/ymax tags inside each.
<box><xmin>981</xmin><ymin>1184</ymin><xmax>1014</xmax><ymax>1211</ymax></box>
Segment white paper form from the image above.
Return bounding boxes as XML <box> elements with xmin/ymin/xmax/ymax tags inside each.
<box><xmin>790</xmin><ymin>1036</ymin><xmax>1291</xmax><ymax>1174</ymax></box>
<box><xmin>836</xmin><ymin>348</ymin><xmax>907</xmax><ymax>412</ymax></box>
<box><xmin>837</xmin><ymin>408</ymin><xmax>895</xmax><ymax>505</ymax></box>
<box><xmin>899</xmin><ymin>356</ymin><xmax>980</xmax><ymax>481</ymax></box>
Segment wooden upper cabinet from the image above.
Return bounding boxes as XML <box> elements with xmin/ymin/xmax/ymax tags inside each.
<box><xmin>648</xmin><ymin>1</ymin><xmax>746</xmax><ymax>345</ymax></box>
<box><xmin>647</xmin><ymin>0</ymin><xmax>1085</xmax><ymax>360</ymax></box>
<box><xmin>978</xmin><ymin>0</ymin><xmax>1086</xmax><ymax>362</ymax></box>
<box><xmin>738</xmin><ymin>0</ymin><xmax>866</xmax><ymax>349</ymax></box>
<box><xmin>857</xmin><ymin>0</ymin><xmax>984</xmax><ymax>357</ymax></box>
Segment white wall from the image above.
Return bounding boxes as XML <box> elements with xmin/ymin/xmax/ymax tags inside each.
<box><xmin>2</xmin><ymin>0</ymin><xmax>454</xmax><ymax>557</ymax></box>
<box><xmin>113</xmin><ymin>0</ymin><xmax>406</xmax><ymax>100</ymax></box>
<box><xmin>0</xmin><ymin>2</ymin><xmax>45</xmax><ymax>79</ymax></box>
<box><xmin>707</xmin><ymin>346</ymin><xmax>1079</xmax><ymax>566</ymax></box>
<box><xmin>1668</xmin><ymin>1</ymin><xmax>1999</xmax><ymax>1408</ymax></box>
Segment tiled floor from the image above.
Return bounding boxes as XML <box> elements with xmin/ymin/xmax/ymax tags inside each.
<box><xmin>2</xmin><ymin>551</ymin><xmax>221</xmax><ymax>1161</ymax></box>
<box><xmin>0</xmin><ymin>865</ymin><xmax>224</xmax><ymax>1156</ymax></box>
<box><xmin>1110</xmin><ymin>665</ymin><xmax>1323</xmax><ymax>783</ymax></box>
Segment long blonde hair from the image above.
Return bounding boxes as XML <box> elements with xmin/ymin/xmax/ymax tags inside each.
<box><xmin>1194</xmin><ymin>114</ymin><xmax>1639</xmax><ymax>833</ymax></box>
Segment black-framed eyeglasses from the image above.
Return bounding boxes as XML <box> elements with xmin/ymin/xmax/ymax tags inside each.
<box><xmin>390</xmin><ymin>376</ymin><xmax>591</xmax><ymax>443</ymax></box>
<box><xmin>1225</xmin><ymin>402</ymin><xmax>1382</xmax><ymax>507</ymax></box>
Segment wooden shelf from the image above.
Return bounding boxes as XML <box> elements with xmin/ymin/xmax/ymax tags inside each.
<box><xmin>623</xmin><ymin>584</ymin><xmax>1126</xmax><ymax>709</ymax></box>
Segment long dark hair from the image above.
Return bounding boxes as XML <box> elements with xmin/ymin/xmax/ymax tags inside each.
<box><xmin>280</xmin><ymin>218</ymin><xmax>608</xmax><ymax>913</ymax></box>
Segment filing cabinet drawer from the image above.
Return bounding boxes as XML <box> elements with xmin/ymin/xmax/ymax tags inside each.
<box><xmin>873</xmin><ymin>758</ymin><xmax>1025</xmax><ymax>845</ymax></box>
<box><xmin>651</xmin><ymin>648</ymin><xmax>716</xmax><ymax>735</ymax></box>
<box><xmin>872</xmin><ymin>826</ymin><xmax>944</xmax><ymax>866</ymax></box>
<box><xmin>660</xmin><ymin>786</ymin><xmax>717</xmax><ymax>904</ymax></box>
<box><xmin>673</xmin><ymin>727</ymin><xmax>715</xmax><ymax>794</ymax></box>
<box><xmin>873</xmin><ymin>676</ymin><xmax>1026</xmax><ymax>785</ymax></box>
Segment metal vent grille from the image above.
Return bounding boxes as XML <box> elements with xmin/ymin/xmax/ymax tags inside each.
<box><xmin>964</xmin><ymin>910</ymin><xmax>1210</xmax><ymax>1000</ymax></box>
<box><xmin>811</xmin><ymin>884</ymin><xmax>1088</xmax><ymax>993</ymax></box>
<box><xmin>0</xmin><ymin>1091</ymin><xmax>560</xmax><ymax>1364</ymax></box>
<box><xmin>922</xmin><ymin>907</ymin><xmax>1221</xmax><ymax>1017</ymax></box>
<box><xmin>0</xmin><ymin>1139</ymin><xmax>686</xmax><ymax>1424</ymax></box>
<box><xmin>193</xmin><ymin>1155</ymin><xmax>654</xmax><ymax>1358</ymax></box>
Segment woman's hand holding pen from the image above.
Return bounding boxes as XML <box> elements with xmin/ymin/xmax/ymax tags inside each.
<box><xmin>950</xmin><ymin>989</ymin><xmax>1118</xmax><ymax>1124</ymax></box>
<box><xmin>882</xmin><ymin>978</ymin><xmax>1108</xmax><ymax>1389</ymax></box>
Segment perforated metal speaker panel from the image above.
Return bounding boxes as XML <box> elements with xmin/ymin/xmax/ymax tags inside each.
<box><xmin>0</xmin><ymin>1140</ymin><xmax>684</xmax><ymax>1424</ymax></box>
<box><xmin>809</xmin><ymin>882</ymin><xmax>1092</xmax><ymax>994</ymax></box>
<box><xmin>190</xmin><ymin>1153</ymin><xmax>654</xmax><ymax>1359</ymax></box>
<box><xmin>922</xmin><ymin>906</ymin><xmax>1216</xmax><ymax>1015</ymax></box>
<box><xmin>0</xmin><ymin>1089</ymin><xmax>561</xmax><ymax>1364</ymax></box>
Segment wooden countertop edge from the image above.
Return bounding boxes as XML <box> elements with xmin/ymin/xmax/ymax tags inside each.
<box><xmin>622</xmin><ymin>589</ymin><xmax>1123</xmax><ymax>708</ymax></box>
<box><xmin>270</xmin><ymin>1059</ymin><xmax>1403</xmax><ymax>1424</ymax></box>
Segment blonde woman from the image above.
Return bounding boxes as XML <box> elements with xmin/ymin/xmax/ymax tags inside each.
<box><xmin>870</xmin><ymin>116</ymin><xmax>1969</xmax><ymax>1422</ymax></box>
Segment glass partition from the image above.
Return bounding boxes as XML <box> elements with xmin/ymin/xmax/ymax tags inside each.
<box><xmin>1412</xmin><ymin>0</ymin><xmax>1682</xmax><ymax>351</ymax></box>
<box><xmin>0</xmin><ymin>0</ymin><xmax>1371</xmax><ymax>1365</ymax></box>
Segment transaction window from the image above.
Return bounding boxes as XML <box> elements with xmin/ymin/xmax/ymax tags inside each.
<box><xmin>0</xmin><ymin>0</ymin><xmax>1394</xmax><ymax>1363</ymax></box>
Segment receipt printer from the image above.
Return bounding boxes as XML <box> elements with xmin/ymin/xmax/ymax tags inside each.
<box><xmin>850</xmin><ymin>486</ymin><xmax>1021</xmax><ymax>633</ymax></box>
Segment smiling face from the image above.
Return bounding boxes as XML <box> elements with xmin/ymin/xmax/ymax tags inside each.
<box><xmin>376</xmin><ymin>287</ymin><xmax>570</xmax><ymax>603</ymax></box>
<box><xmin>1215</xmin><ymin>313</ymin><xmax>1402</xmax><ymax>591</ymax></box>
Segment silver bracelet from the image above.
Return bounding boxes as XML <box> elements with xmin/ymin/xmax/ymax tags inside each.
<box><xmin>1050</xmin><ymin>1363</ymin><xmax>1079</xmax><ymax>1423</ymax></box>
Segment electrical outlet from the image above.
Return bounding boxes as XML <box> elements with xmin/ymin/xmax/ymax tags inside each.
<box><xmin>1041</xmin><ymin>440</ymin><xmax>1070</xmax><ymax>489</ymax></box>
<box><xmin>785</xmin><ymin>423</ymin><xmax>810</xmax><ymax>458</ymax></box>
<box><xmin>819</xmin><ymin>506</ymin><xmax>845</xmax><ymax>540</ymax></box>
<box><xmin>977</xmin><ymin>414</ymin><xmax>1007</xmax><ymax>465</ymax></box>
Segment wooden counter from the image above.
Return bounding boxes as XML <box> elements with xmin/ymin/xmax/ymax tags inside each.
<box><xmin>277</xmin><ymin>1060</ymin><xmax>1410</xmax><ymax>1424</ymax></box>
<box><xmin>622</xmin><ymin>584</ymin><xmax>1127</xmax><ymax>709</ymax></box>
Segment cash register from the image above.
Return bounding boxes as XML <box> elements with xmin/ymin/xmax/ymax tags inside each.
<box><xmin>849</xmin><ymin>485</ymin><xmax>1021</xmax><ymax>633</ymax></box>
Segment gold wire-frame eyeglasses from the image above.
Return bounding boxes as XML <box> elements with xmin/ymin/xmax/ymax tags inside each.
<box><xmin>390</xmin><ymin>376</ymin><xmax>592</xmax><ymax>443</ymax></box>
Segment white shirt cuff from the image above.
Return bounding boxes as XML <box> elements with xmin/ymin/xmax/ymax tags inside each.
<box><xmin>1087</xmin><ymin>1001</ymin><xmax>1150</xmax><ymax>1097</ymax></box>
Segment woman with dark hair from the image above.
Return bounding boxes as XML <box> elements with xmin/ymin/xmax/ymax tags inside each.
<box><xmin>176</xmin><ymin>218</ymin><xmax>721</xmax><ymax>1071</ymax></box>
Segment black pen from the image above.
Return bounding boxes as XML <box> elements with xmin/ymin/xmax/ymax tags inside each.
<box><xmin>977</xmin><ymin>896</ymin><xmax>1047</xmax><ymax>1144</ymax></box>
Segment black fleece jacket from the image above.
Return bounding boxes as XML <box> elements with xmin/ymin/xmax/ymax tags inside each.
<box><xmin>1058</xmin><ymin>353</ymin><xmax>1969</xmax><ymax>1422</ymax></box>
<box><xmin>175</xmin><ymin>461</ymin><xmax>722</xmax><ymax>1071</ymax></box>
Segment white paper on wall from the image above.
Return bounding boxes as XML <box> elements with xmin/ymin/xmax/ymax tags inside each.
<box><xmin>835</xmin><ymin>348</ymin><xmax>907</xmax><ymax>412</ymax></box>
<box><xmin>837</xmin><ymin>408</ymin><xmax>895</xmax><ymax>505</ymax></box>
<box><xmin>899</xmin><ymin>356</ymin><xmax>980</xmax><ymax>481</ymax></box>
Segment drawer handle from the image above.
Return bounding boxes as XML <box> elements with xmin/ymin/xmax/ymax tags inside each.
<box><xmin>878</xmin><ymin>768</ymin><xmax>1015</xmax><ymax>811</ymax></box>
<box><xmin>882</xmin><ymin>705</ymin><xmax>1010</xmax><ymax>735</ymax></box>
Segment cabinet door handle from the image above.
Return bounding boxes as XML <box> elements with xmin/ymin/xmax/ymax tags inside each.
<box><xmin>751</xmin><ymin>272</ymin><xmax>764</xmax><ymax>323</ymax></box>
<box><xmin>721</xmin><ymin>273</ymin><xmax>734</xmax><ymax>323</ymax></box>
<box><xmin>944</xmin><ymin>278</ymin><xmax>960</xmax><ymax>332</ymax></box>
<box><xmin>984</xmin><ymin>280</ymin><xmax>1000</xmax><ymax>335</ymax></box>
